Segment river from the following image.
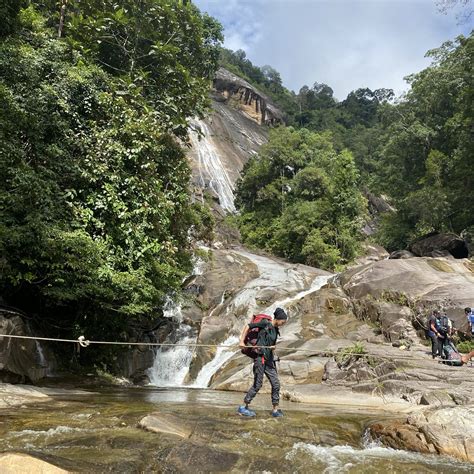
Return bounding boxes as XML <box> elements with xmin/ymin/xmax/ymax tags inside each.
<box><xmin>1</xmin><ymin>383</ymin><xmax>471</xmax><ymax>472</ymax></box>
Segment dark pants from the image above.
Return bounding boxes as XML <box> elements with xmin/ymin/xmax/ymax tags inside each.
<box><xmin>427</xmin><ymin>331</ymin><xmax>441</xmax><ymax>357</ymax></box>
<box><xmin>244</xmin><ymin>357</ymin><xmax>280</xmax><ymax>406</ymax></box>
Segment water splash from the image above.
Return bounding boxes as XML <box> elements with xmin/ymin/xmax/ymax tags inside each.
<box><xmin>286</xmin><ymin>441</ymin><xmax>472</xmax><ymax>473</ymax></box>
<box><xmin>147</xmin><ymin>330</ymin><xmax>196</xmax><ymax>387</ymax></box>
<box><xmin>147</xmin><ymin>300</ymin><xmax>196</xmax><ymax>387</ymax></box>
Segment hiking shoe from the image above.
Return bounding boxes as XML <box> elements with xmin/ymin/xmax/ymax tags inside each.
<box><xmin>237</xmin><ymin>405</ymin><xmax>256</xmax><ymax>417</ymax></box>
<box><xmin>271</xmin><ymin>409</ymin><xmax>284</xmax><ymax>418</ymax></box>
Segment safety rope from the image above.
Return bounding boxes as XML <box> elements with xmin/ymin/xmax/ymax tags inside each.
<box><xmin>0</xmin><ymin>333</ymin><xmax>470</xmax><ymax>365</ymax></box>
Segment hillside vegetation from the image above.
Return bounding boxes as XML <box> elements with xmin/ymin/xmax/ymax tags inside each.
<box><xmin>224</xmin><ymin>35</ymin><xmax>473</xmax><ymax>267</ymax></box>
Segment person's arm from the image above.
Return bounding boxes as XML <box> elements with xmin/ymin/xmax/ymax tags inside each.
<box><xmin>430</xmin><ymin>319</ymin><xmax>440</xmax><ymax>337</ymax></box>
<box><xmin>239</xmin><ymin>325</ymin><xmax>249</xmax><ymax>348</ymax></box>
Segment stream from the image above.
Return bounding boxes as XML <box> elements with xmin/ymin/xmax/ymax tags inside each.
<box><xmin>1</xmin><ymin>384</ymin><xmax>471</xmax><ymax>472</ymax></box>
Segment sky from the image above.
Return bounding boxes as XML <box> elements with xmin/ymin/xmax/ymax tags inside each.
<box><xmin>194</xmin><ymin>0</ymin><xmax>472</xmax><ymax>100</ymax></box>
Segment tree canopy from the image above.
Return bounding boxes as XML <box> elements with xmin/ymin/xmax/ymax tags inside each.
<box><xmin>0</xmin><ymin>1</ymin><xmax>222</xmax><ymax>356</ymax></box>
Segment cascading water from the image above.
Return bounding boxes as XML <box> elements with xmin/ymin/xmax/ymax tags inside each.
<box><xmin>189</xmin><ymin>119</ymin><xmax>236</xmax><ymax>212</ymax></box>
<box><xmin>191</xmin><ymin>335</ymin><xmax>240</xmax><ymax>388</ymax></box>
<box><xmin>147</xmin><ymin>301</ymin><xmax>196</xmax><ymax>387</ymax></box>
<box><xmin>190</xmin><ymin>272</ymin><xmax>333</xmax><ymax>388</ymax></box>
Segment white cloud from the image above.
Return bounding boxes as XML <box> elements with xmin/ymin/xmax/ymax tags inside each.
<box><xmin>195</xmin><ymin>0</ymin><xmax>472</xmax><ymax>99</ymax></box>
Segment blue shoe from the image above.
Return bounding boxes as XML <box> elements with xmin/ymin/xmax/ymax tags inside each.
<box><xmin>271</xmin><ymin>409</ymin><xmax>284</xmax><ymax>418</ymax></box>
<box><xmin>237</xmin><ymin>405</ymin><xmax>256</xmax><ymax>417</ymax></box>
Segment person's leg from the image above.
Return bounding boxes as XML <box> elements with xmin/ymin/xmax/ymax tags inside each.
<box><xmin>243</xmin><ymin>358</ymin><xmax>265</xmax><ymax>407</ymax></box>
<box><xmin>429</xmin><ymin>333</ymin><xmax>439</xmax><ymax>358</ymax></box>
<box><xmin>461</xmin><ymin>350</ymin><xmax>474</xmax><ymax>364</ymax></box>
<box><xmin>264</xmin><ymin>360</ymin><xmax>281</xmax><ymax>414</ymax></box>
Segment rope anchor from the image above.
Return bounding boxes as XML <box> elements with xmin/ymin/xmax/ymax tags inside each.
<box><xmin>77</xmin><ymin>336</ymin><xmax>90</xmax><ymax>348</ymax></box>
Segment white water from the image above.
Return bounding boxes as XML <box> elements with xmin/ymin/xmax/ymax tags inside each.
<box><xmin>35</xmin><ymin>340</ymin><xmax>47</xmax><ymax>368</ymax></box>
<box><xmin>147</xmin><ymin>331</ymin><xmax>195</xmax><ymax>387</ymax></box>
<box><xmin>286</xmin><ymin>441</ymin><xmax>472</xmax><ymax>473</ymax></box>
<box><xmin>147</xmin><ymin>300</ymin><xmax>196</xmax><ymax>387</ymax></box>
<box><xmin>189</xmin><ymin>119</ymin><xmax>236</xmax><ymax>212</ymax></box>
<box><xmin>191</xmin><ymin>335</ymin><xmax>240</xmax><ymax>388</ymax></box>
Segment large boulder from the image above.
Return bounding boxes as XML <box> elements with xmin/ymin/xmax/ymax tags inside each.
<box><xmin>369</xmin><ymin>406</ymin><xmax>474</xmax><ymax>462</ymax></box>
<box><xmin>409</xmin><ymin>233</ymin><xmax>469</xmax><ymax>259</ymax></box>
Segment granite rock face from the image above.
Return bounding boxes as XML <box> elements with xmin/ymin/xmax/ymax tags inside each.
<box><xmin>0</xmin><ymin>309</ymin><xmax>53</xmax><ymax>383</ymax></box>
<box><xmin>339</xmin><ymin>256</ymin><xmax>474</xmax><ymax>333</ymax></box>
<box><xmin>369</xmin><ymin>406</ymin><xmax>474</xmax><ymax>462</ymax></box>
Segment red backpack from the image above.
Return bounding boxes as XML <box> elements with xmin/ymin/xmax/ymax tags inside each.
<box><xmin>241</xmin><ymin>314</ymin><xmax>272</xmax><ymax>358</ymax></box>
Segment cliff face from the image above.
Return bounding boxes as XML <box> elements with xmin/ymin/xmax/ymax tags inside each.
<box><xmin>187</xmin><ymin>68</ymin><xmax>283</xmax><ymax>213</ymax></box>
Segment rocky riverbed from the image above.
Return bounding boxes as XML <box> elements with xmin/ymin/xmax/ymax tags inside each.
<box><xmin>1</xmin><ymin>247</ymin><xmax>474</xmax><ymax>468</ymax></box>
<box><xmin>1</xmin><ymin>383</ymin><xmax>473</xmax><ymax>473</ymax></box>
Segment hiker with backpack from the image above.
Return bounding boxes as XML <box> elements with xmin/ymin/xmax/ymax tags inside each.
<box><xmin>436</xmin><ymin>312</ymin><xmax>452</xmax><ymax>353</ymax></box>
<box><xmin>237</xmin><ymin>307</ymin><xmax>288</xmax><ymax>418</ymax></box>
<box><xmin>427</xmin><ymin>309</ymin><xmax>443</xmax><ymax>359</ymax></box>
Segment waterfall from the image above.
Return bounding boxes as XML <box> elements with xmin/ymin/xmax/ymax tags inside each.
<box><xmin>191</xmin><ymin>335</ymin><xmax>239</xmax><ymax>388</ymax></box>
<box><xmin>189</xmin><ymin>120</ymin><xmax>236</xmax><ymax>212</ymax></box>
<box><xmin>147</xmin><ymin>301</ymin><xmax>196</xmax><ymax>387</ymax></box>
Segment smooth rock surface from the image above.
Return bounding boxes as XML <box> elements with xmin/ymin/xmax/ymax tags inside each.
<box><xmin>139</xmin><ymin>413</ymin><xmax>193</xmax><ymax>438</ymax></box>
<box><xmin>0</xmin><ymin>453</ymin><xmax>69</xmax><ymax>473</ymax></box>
<box><xmin>370</xmin><ymin>406</ymin><xmax>474</xmax><ymax>462</ymax></box>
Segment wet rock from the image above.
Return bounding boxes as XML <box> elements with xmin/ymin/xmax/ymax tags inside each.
<box><xmin>139</xmin><ymin>412</ymin><xmax>193</xmax><ymax>438</ymax></box>
<box><xmin>0</xmin><ymin>453</ymin><xmax>69</xmax><ymax>473</ymax></box>
<box><xmin>370</xmin><ymin>406</ymin><xmax>474</xmax><ymax>463</ymax></box>
<box><xmin>0</xmin><ymin>382</ymin><xmax>49</xmax><ymax>408</ymax></box>
<box><xmin>165</xmin><ymin>441</ymin><xmax>240</xmax><ymax>472</ymax></box>
<box><xmin>0</xmin><ymin>309</ymin><xmax>52</xmax><ymax>383</ymax></box>
<box><xmin>369</xmin><ymin>421</ymin><xmax>435</xmax><ymax>454</ymax></box>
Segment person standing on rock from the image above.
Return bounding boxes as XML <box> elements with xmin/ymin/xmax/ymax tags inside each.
<box><xmin>237</xmin><ymin>307</ymin><xmax>288</xmax><ymax>418</ymax></box>
<box><xmin>466</xmin><ymin>307</ymin><xmax>474</xmax><ymax>337</ymax></box>
<box><xmin>427</xmin><ymin>309</ymin><xmax>442</xmax><ymax>359</ymax></box>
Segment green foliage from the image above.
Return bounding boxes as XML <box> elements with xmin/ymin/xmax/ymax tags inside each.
<box><xmin>375</xmin><ymin>34</ymin><xmax>473</xmax><ymax>250</ymax></box>
<box><xmin>235</xmin><ymin>128</ymin><xmax>367</xmax><ymax>270</ymax></box>
<box><xmin>457</xmin><ymin>340</ymin><xmax>474</xmax><ymax>354</ymax></box>
<box><xmin>0</xmin><ymin>2</ymin><xmax>222</xmax><ymax>350</ymax></box>
<box><xmin>335</xmin><ymin>342</ymin><xmax>367</xmax><ymax>365</ymax></box>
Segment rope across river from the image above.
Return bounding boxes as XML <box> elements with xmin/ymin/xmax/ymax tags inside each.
<box><xmin>0</xmin><ymin>333</ymin><xmax>469</xmax><ymax>365</ymax></box>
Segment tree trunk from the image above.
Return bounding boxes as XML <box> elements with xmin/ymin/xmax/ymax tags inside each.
<box><xmin>58</xmin><ymin>0</ymin><xmax>68</xmax><ymax>38</ymax></box>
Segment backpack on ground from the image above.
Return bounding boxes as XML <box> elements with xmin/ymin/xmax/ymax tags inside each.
<box><xmin>436</xmin><ymin>315</ymin><xmax>450</xmax><ymax>336</ymax></box>
<box><xmin>442</xmin><ymin>341</ymin><xmax>462</xmax><ymax>366</ymax></box>
<box><xmin>241</xmin><ymin>314</ymin><xmax>272</xmax><ymax>359</ymax></box>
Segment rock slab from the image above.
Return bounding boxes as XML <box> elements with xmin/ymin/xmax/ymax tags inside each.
<box><xmin>0</xmin><ymin>453</ymin><xmax>69</xmax><ymax>473</ymax></box>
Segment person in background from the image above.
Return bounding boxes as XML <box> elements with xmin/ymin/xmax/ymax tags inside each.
<box><xmin>466</xmin><ymin>307</ymin><xmax>474</xmax><ymax>337</ymax></box>
<box><xmin>427</xmin><ymin>309</ymin><xmax>442</xmax><ymax>359</ymax></box>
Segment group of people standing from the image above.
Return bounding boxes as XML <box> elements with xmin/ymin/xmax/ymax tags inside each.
<box><xmin>426</xmin><ymin>307</ymin><xmax>474</xmax><ymax>366</ymax></box>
